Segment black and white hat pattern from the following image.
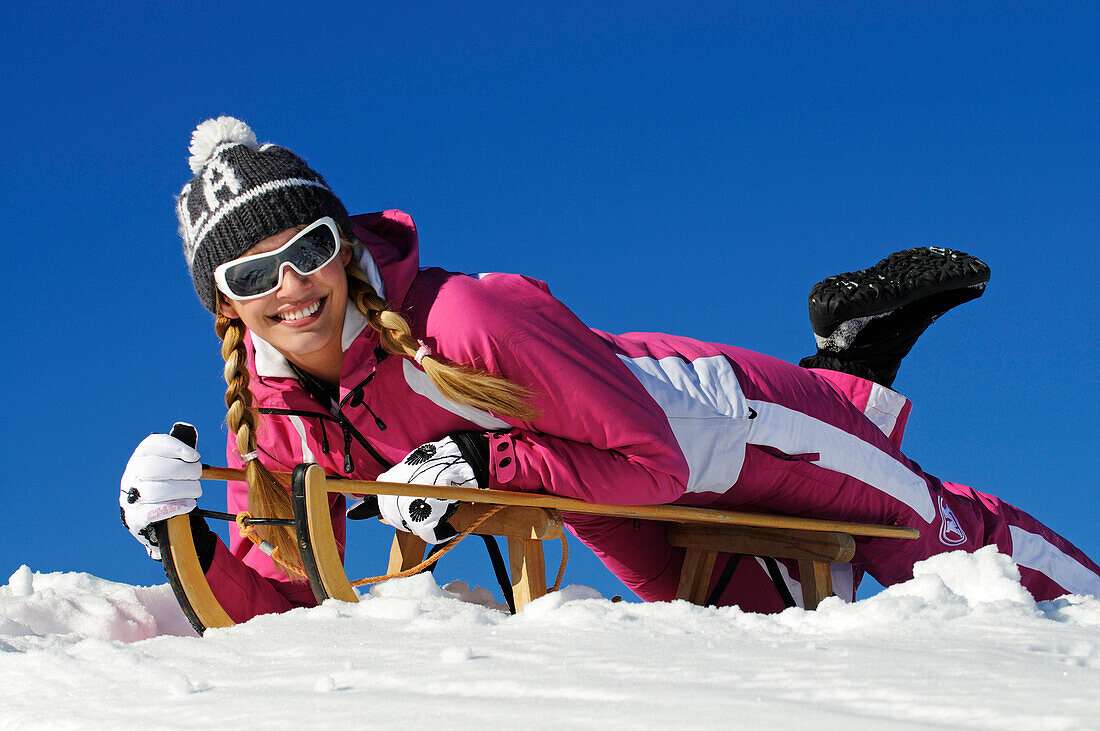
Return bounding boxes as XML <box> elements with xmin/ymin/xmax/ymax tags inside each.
<box><xmin>176</xmin><ymin>117</ymin><xmax>351</xmax><ymax>312</ymax></box>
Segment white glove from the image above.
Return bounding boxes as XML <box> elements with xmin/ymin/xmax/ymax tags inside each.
<box><xmin>362</xmin><ymin>435</ymin><xmax>484</xmax><ymax>545</ymax></box>
<box><xmin>120</xmin><ymin>423</ymin><xmax>202</xmax><ymax>560</ymax></box>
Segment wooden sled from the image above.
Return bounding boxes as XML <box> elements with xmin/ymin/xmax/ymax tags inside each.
<box><xmin>159</xmin><ymin>464</ymin><xmax>918</xmax><ymax>634</ymax></box>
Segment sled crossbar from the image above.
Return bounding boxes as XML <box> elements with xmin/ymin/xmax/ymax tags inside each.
<box><xmin>159</xmin><ymin>465</ymin><xmax>918</xmax><ymax>634</ymax></box>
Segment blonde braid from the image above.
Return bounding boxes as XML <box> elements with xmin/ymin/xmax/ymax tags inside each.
<box><xmin>346</xmin><ymin>262</ymin><xmax>538</xmax><ymax>421</ymax></box>
<box><xmin>215</xmin><ymin>314</ymin><xmax>305</xmax><ymax>580</ymax></box>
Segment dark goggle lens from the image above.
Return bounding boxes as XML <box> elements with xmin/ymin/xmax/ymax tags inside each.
<box><xmin>222</xmin><ymin>227</ymin><xmax>338</xmax><ymax>297</ymax></box>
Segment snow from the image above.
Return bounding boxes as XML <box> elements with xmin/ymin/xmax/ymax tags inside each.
<box><xmin>2</xmin><ymin>548</ymin><xmax>1098</xmax><ymax>729</ymax></box>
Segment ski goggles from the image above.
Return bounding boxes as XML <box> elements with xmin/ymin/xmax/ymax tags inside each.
<box><xmin>213</xmin><ymin>217</ymin><xmax>342</xmax><ymax>301</ymax></box>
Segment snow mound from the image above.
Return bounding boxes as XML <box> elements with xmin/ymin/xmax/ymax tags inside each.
<box><xmin>2</xmin><ymin>551</ymin><xmax>1098</xmax><ymax>728</ymax></box>
<box><xmin>1</xmin><ymin>565</ymin><xmax>195</xmax><ymax>651</ymax></box>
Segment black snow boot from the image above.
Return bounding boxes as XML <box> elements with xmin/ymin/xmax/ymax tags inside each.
<box><xmin>799</xmin><ymin>247</ymin><xmax>990</xmax><ymax>388</ymax></box>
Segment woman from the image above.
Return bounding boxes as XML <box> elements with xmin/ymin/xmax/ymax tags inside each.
<box><xmin>121</xmin><ymin>117</ymin><xmax>1100</xmax><ymax>622</ymax></box>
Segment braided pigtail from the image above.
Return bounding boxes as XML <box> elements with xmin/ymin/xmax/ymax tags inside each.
<box><xmin>215</xmin><ymin>314</ymin><xmax>305</xmax><ymax>580</ymax></box>
<box><xmin>346</xmin><ymin>261</ymin><xmax>539</xmax><ymax>421</ymax></box>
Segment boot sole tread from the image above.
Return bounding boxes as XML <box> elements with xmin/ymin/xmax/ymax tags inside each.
<box><xmin>808</xmin><ymin>247</ymin><xmax>990</xmax><ymax>336</ymax></box>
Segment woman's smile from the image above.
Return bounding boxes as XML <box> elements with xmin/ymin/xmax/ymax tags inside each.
<box><xmin>270</xmin><ymin>296</ymin><xmax>326</xmax><ymax>325</ymax></box>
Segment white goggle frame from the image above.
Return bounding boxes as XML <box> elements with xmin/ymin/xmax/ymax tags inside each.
<box><xmin>213</xmin><ymin>217</ymin><xmax>341</xmax><ymax>301</ymax></box>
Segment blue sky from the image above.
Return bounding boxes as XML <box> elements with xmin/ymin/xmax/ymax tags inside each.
<box><xmin>2</xmin><ymin>2</ymin><xmax>1096</xmax><ymax>604</ymax></box>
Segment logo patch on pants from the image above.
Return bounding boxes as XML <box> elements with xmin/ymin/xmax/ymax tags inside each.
<box><xmin>938</xmin><ymin>495</ymin><xmax>967</xmax><ymax>546</ymax></box>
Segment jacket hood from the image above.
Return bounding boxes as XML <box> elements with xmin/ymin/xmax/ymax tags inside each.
<box><xmin>348</xmin><ymin>210</ymin><xmax>421</xmax><ymax>310</ymax></box>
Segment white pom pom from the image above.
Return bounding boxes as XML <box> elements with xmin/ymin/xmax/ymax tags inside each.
<box><xmin>188</xmin><ymin>116</ymin><xmax>258</xmax><ymax>174</ymax></box>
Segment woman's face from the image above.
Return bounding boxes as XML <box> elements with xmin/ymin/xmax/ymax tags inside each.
<box><xmin>218</xmin><ymin>227</ymin><xmax>352</xmax><ymax>375</ymax></box>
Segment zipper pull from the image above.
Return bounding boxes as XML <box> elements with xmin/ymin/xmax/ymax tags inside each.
<box><xmin>342</xmin><ymin>427</ymin><xmax>354</xmax><ymax>473</ymax></box>
<box><xmin>364</xmin><ymin>402</ymin><xmax>387</xmax><ymax>431</ymax></box>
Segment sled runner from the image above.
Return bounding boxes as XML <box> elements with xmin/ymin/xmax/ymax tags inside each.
<box><xmin>157</xmin><ymin>465</ymin><xmax>918</xmax><ymax>634</ymax></box>
<box><xmin>155</xmin><ymin>515</ymin><xmax>234</xmax><ymax>631</ymax></box>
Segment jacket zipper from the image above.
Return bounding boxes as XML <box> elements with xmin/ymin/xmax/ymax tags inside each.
<box><xmin>257</xmin><ymin>406</ymin><xmax>393</xmax><ymax>473</ymax></box>
<box><xmin>269</xmin><ymin>348</ymin><xmax>393</xmax><ymax>474</ymax></box>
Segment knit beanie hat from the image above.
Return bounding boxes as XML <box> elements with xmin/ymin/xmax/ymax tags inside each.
<box><xmin>176</xmin><ymin>117</ymin><xmax>352</xmax><ymax>312</ymax></box>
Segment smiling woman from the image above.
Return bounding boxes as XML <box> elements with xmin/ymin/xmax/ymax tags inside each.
<box><xmin>118</xmin><ymin>117</ymin><xmax>1100</xmax><ymax>624</ymax></box>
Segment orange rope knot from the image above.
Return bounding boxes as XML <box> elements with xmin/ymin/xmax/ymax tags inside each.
<box><xmin>235</xmin><ymin>511</ymin><xmax>307</xmax><ymax>578</ymax></box>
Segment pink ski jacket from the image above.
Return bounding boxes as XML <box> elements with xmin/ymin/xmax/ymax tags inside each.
<box><xmin>205</xmin><ymin>210</ymin><xmax>1100</xmax><ymax>621</ymax></box>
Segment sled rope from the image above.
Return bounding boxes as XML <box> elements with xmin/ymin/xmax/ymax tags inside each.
<box><xmin>551</xmin><ymin>534</ymin><xmax>568</xmax><ymax>593</ymax></box>
<box><xmin>235</xmin><ymin>511</ymin><xmax>307</xmax><ymax>578</ymax></box>
<box><xmin>230</xmin><ymin>502</ymin><xmax>568</xmax><ymax>595</ymax></box>
<box><xmin>349</xmin><ymin>507</ymin><xmax>569</xmax><ymax>596</ymax></box>
<box><xmin>351</xmin><ymin>505</ymin><xmax>505</xmax><ymax>587</ymax></box>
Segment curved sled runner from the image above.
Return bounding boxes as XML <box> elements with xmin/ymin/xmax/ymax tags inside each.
<box><xmin>154</xmin><ymin>516</ymin><xmax>234</xmax><ymax>634</ymax></box>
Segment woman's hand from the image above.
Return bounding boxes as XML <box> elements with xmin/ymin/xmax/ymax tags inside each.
<box><xmin>348</xmin><ymin>433</ymin><xmax>489</xmax><ymax>544</ymax></box>
<box><xmin>119</xmin><ymin>423</ymin><xmax>203</xmax><ymax>560</ymax></box>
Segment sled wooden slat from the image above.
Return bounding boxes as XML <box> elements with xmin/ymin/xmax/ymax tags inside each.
<box><xmin>384</xmin><ymin>503</ymin><xmax>564</xmax><ymax>569</ymax></box>
<box><xmin>389</xmin><ymin>531</ymin><xmax>428</xmax><ymax>572</ymax></box>
<box><xmin>798</xmin><ymin>560</ymin><xmax>834</xmax><ymax>609</ymax></box>
<box><xmin>450</xmin><ymin>503</ymin><xmax>564</xmax><ymax>540</ymax></box>
<box><xmin>676</xmin><ymin>547</ymin><xmax>719</xmax><ymax>605</ymax></box>
<box><xmin>508</xmin><ymin>538</ymin><xmax>547</xmax><ymax>610</ymax></box>
<box><xmin>666</xmin><ymin>524</ymin><xmax>856</xmax><ymax>563</ymax></box>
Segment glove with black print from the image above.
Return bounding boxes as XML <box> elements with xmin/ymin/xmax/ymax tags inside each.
<box><xmin>346</xmin><ymin>432</ymin><xmax>490</xmax><ymax>545</ymax></box>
